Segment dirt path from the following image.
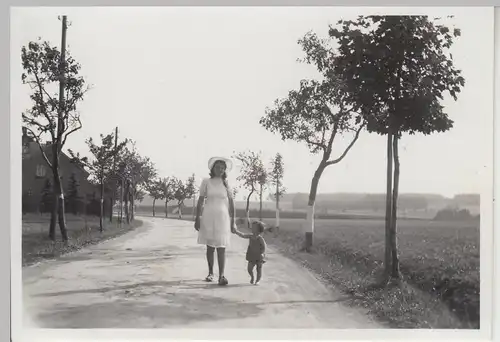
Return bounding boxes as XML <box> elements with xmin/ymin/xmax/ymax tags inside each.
<box><xmin>22</xmin><ymin>217</ymin><xmax>381</xmax><ymax>329</ymax></box>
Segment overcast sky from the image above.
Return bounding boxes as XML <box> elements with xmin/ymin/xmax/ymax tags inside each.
<box><xmin>11</xmin><ymin>7</ymin><xmax>493</xmax><ymax>200</ymax></box>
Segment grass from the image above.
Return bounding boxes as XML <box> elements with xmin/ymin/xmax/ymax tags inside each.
<box><xmin>257</xmin><ymin>217</ymin><xmax>479</xmax><ymax>329</ymax></box>
<box><xmin>22</xmin><ymin>213</ymin><xmax>143</xmax><ymax>266</ymax></box>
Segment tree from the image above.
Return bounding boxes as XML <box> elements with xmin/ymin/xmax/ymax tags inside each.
<box><xmin>159</xmin><ymin>177</ymin><xmax>175</xmax><ymax>218</ymax></box>
<box><xmin>116</xmin><ymin>143</ymin><xmax>156</xmax><ymax>223</ymax></box>
<box><xmin>40</xmin><ymin>178</ymin><xmax>53</xmax><ymax>214</ymax></box>
<box><xmin>257</xmin><ymin>166</ymin><xmax>268</xmax><ymax>221</ymax></box>
<box><xmin>21</xmin><ymin>17</ymin><xmax>90</xmax><ymax>241</ymax></box>
<box><xmin>146</xmin><ymin>178</ymin><xmax>165</xmax><ymax>217</ymax></box>
<box><xmin>233</xmin><ymin>151</ymin><xmax>267</xmax><ymax>227</ymax></box>
<box><xmin>172</xmin><ymin>175</ymin><xmax>196</xmax><ymax>219</ymax></box>
<box><xmin>69</xmin><ymin>131</ymin><xmax>127</xmax><ymax>231</ymax></box>
<box><xmin>269</xmin><ymin>153</ymin><xmax>286</xmax><ymax>228</ymax></box>
<box><xmin>130</xmin><ymin>156</ymin><xmax>156</xmax><ymax>221</ymax></box>
<box><xmin>330</xmin><ymin>15</ymin><xmax>465</xmax><ymax>281</ymax></box>
<box><xmin>260</xmin><ymin>33</ymin><xmax>365</xmax><ymax>251</ymax></box>
<box><xmin>66</xmin><ymin>172</ymin><xmax>82</xmax><ymax>215</ymax></box>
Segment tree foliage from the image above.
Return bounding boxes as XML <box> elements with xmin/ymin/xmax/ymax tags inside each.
<box><xmin>172</xmin><ymin>175</ymin><xmax>197</xmax><ymax>219</ymax></box>
<box><xmin>329</xmin><ymin>15</ymin><xmax>465</xmax><ymax>136</ymax></box>
<box><xmin>21</xmin><ymin>38</ymin><xmax>89</xmax><ymax>166</ymax></box>
<box><xmin>233</xmin><ymin>150</ymin><xmax>267</xmax><ymax>215</ymax></box>
<box><xmin>69</xmin><ymin>131</ymin><xmax>128</xmax><ymax>230</ymax></box>
<box><xmin>66</xmin><ymin>172</ymin><xmax>82</xmax><ymax>215</ymax></box>
<box><xmin>269</xmin><ymin>152</ymin><xmax>286</xmax><ymax>201</ymax></box>
<box><xmin>145</xmin><ymin>178</ymin><xmax>166</xmax><ymax>217</ymax></box>
<box><xmin>40</xmin><ymin>178</ymin><xmax>53</xmax><ymax>214</ymax></box>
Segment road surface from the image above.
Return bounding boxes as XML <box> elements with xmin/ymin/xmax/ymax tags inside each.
<box><xmin>22</xmin><ymin>217</ymin><xmax>381</xmax><ymax>329</ymax></box>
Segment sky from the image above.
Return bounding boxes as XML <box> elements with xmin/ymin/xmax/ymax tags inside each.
<box><xmin>11</xmin><ymin>7</ymin><xmax>493</xmax><ymax>200</ymax></box>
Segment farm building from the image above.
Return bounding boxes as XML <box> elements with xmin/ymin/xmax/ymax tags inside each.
<box><xmin>21</xmin><ymin>127</ymin><xmax>108</xmax><ymax>215</ymax></box>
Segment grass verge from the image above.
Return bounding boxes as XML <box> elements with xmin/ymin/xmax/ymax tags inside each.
<box><xmin>257</xmin><ymin>217</ymin><xmax>479</xmax><ymax>329</ymax></box>
<box><xmin>22</xmin><ymin>213</ymin><xmax>143</xmax><ymax>266</ymax></box>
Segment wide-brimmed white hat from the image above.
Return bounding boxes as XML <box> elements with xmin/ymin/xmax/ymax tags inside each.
<box><xmin>208</xmin><ymin>156</ymin><xmax>233</xmax><ymax>172</ymax></box>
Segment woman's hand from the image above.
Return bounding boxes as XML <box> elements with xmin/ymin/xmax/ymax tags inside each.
<box><xmin>194</xmin><ymin>217</ymin><xmax>201</xmax><ymax>231</ymax></box>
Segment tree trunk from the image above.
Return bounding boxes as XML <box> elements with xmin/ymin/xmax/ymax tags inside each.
<box><xmin>246</xmin><ymin>188</ymin><xmax>254</xmax><ymax>228</ymax></box>
<box><xmin>109</xmin><ymin>192</ymin><xmax>114</xmax><ymax>223</ymax></box>
<box><xmin>109</xmin><ymin>195</ymin><xmax>114</xmax><ymax>222</ymax></box>
<box><xmin>178</xmin><ymin>202</ymin><xmax>183</xmax><ymax>219</ymax></box>
<box><xmin>305</xmin><ymin>165</ymin><xmax>325</xmax><ymax>252</ymax></box>
<box><xmin>153</xmin><ymin>198</ymin><xmax>156</xmax><ymax>217</ymax></box>
<box><xmin>275</xmin><ymin>182</ymin><xmax>280</xmax><ymax>228</ymax></box>
<box><xmin>124</xmin><ymin>181</ymin><xmax>130</xmax><ymax>224</ymax></box>
<box><xmin>384</xmin><ymin>130</ymin><xmax>394</xmax><ymax>281</ymax></box>
<box><xmin>99</xmin><ymin>179</ymin><xmax>104</xmax><ymax>232</ymax></box>
<box><xmin>49</xmin><ymin>192</ymin><xmax>57</xmax><ymax>241</ymax></box>
<box><xmin>119</xmin><ymin>179</ymin><xmax>124</xmax><ymax>225</ymax></box>
<box><xmin>165</xmin><ymin>199</ymin><xmax>169</xmax><ymax>218</ymax></box>
<box><xmin>51</xmin><ymin>160</ymin><xmax>68</xmax><ymax>242</ymax></box>
<box><xmin>259</xmin><ymin>183</ymin><xmax>263</xmax><ymax>221</ymax></box>
<box><xmin>130</xmin><ymin>191</ymin><xmax>135</xmax><ymax>221</ymax></box>
<box><xmin>390</xmin><ymin>133</ymin><xmax>401</xmax><ymax>279</ymax></box>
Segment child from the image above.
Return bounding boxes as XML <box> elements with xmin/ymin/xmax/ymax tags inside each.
<box><xmin>234</xmin><ymin>220</ymin><xmax>267</xmax><ymax>285</ymax></box>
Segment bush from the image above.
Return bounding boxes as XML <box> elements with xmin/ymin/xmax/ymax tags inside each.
<box><xmin>434</xmin><ymin>208</ymin><xmax>476</xmax><ymax>221</ymax></box>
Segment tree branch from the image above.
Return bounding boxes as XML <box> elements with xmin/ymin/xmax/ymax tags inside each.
<box><xmin>33</xmin><ymin>70</ymin><xmax>56</xmax><ymax>142</ymax></box>
<box><xmin>60</xmin><ymin>115</ymin><xmax>82</xmax><ymax>150</ymax></box>
<box><xmin>305</xmin><ymin>136</ymin><xmax>326</xmax><ymax>150</ymax></box>
<box><xmin>325</xmin><ymin>123</ymin><xmax>365</xmax><ymax>166</ymax></box>
<box><xmin>25</xmin><ymin>127</ymin><xmax>53</xmax><ymax>169</ymax></box>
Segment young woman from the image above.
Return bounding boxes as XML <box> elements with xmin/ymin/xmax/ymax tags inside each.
<box><xmin>194</xmin><ymin>157</ymin><xmax>236</xmax><ymax>286</ymax></box>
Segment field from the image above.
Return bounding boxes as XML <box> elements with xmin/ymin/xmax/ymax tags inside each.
<box><xmin>22</xmin><ymin>213</ymin><xmax>143</xmax><ymax>266</ymax></box>
<box><xmin>257</xmin><ymin>217</ymin><xmax>480</xmax><ymax>329</ymax></box>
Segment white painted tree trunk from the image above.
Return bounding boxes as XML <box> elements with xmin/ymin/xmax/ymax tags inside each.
<box><xmin>304</xmin><ymin>204</ymin><xmax>315</xmax><ymax>250</ymax></box>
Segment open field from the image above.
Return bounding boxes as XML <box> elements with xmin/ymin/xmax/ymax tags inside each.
<box><xmin>257</xmin><ymin>217</ymin><xmax>480</xmax><ymax>329</ymax></box>
<box><xmin>22</xmin><ymin>213</ymin><xmax>143</xmax><ymax>266</ymax></box>
<box><xmin>134</xmin><ymin>205</ymin><xmax>433</xmax><ymax>222</ymax></box>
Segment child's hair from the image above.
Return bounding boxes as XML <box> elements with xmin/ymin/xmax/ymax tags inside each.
<box><xmin>252</xmin><ymin>220</ymin><xmax>265</xmax><ymax>234</ymax></box>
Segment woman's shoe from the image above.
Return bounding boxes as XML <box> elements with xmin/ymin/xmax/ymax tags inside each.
<box><xmin>205</xmin><ymin>274</ymin><xmax>215</xmax><ymax>282</ymax></box>
<box><xmin>218</xmin><ymin>276</ymin><xmax>228</xmax><ymax>286</ymax></box>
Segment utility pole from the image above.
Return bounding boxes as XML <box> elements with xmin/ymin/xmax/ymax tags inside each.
<box><xmin>54</xmin><ymin>15</ymin><xmax>69</xmax><ymax>240</ymax></box>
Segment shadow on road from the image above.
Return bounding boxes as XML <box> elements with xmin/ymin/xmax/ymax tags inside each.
<box><xmin>32</xmin><ymin>279</ymin><xmax>259</xmax><ymax>298</ymax></box>
<box><xmin>34</xmin><ymin>291</ymin><xmax>264</xmax><ymax>328</ymax></box>
<box><xmin>32</xmin><ymin>287</ymin><xmax>352</xmax><ymax>328</ymax></box>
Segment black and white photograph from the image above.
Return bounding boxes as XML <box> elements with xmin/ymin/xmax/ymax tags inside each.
<box><xmin>11</xmin><ymin>5</ymin><xmax>493</xmax><ymax>340</ymax></box>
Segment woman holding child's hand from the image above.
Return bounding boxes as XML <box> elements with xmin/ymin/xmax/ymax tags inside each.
<box><xmin>194</xmin><ymin>157</ymin><xmax>236</xmax><ymax>286</ymax></box>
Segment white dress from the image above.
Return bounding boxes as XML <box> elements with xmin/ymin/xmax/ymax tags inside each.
<box><xmin>197</xmin><ymin>177</ymin><xmax>232</xmax><ymax>248</ymax></box>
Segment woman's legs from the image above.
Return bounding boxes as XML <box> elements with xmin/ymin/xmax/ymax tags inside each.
<box><xmin>216</xmin><ymin>247</ymin><xmax>226</xmax><ymax>278</ymax></box>
<box><xmin>206</xmin><ymin>245</ymin><xmax>215</xmax><ymax>277</ymax></box>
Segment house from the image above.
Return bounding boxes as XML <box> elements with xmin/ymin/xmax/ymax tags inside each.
<box><xmin>22</xmin><ymin>127</ymin><xmax>104</xmax><ymax>214</ymax></box>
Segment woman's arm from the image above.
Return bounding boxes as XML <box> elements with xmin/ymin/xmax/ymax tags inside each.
<box><xmin>194</xmin><ymin>179</ymin><xmax>207</xmax><ymax>230</ymax></box>
<box><xmin>228</xmin><ymin>195</ymin><xmax>236</xmax><ymax>233</ymax></box>
<box><xmin>195</xmin><ymin>196</ymin><xmax>204</xmax><ymax>221</ymax></box>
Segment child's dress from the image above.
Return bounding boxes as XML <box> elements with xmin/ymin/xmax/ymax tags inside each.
<box><xmin>197</xmin><ymin>177</ymin><xmax>232</xmax><ymax>248</ymax></box>
<box><xmin>246</xmin><ymin>235</ymin><xmax>266</xmax><ymax>264</ymax></box>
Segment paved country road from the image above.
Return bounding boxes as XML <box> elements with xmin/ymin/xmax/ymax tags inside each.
<box><xmin>22</xmin><ymin>217</ymin><xmax>382</xmax><ymax>329</ymax></box>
